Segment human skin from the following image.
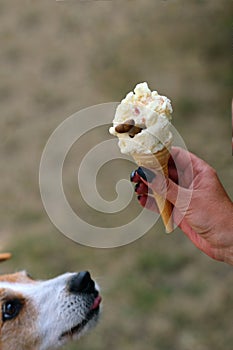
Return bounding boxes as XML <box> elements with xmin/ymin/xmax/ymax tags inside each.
<box><xmin>232</xmin><ymin>100</ymin><xmax>233</xmax><ymax>152</ymax></box>
<box><xmin>131</xmin><ymin>147</ymin><xmax>233</xmax><ymax>265</ymax></box>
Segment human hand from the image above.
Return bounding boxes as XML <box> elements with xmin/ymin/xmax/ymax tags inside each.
<box><xmin>130</xmin><ymin>147</ymin><xmax>233</xmax><ymax>265</ymax></box>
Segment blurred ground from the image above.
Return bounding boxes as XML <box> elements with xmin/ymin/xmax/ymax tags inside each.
<box><xmin>0</xmin><ymin>1</ymin><xmax>233</xmax><ymax>349</ymax></box>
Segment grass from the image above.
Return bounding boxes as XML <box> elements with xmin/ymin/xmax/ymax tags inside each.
<box><xmin>1</xmin><ymin>1</ymin><xmax>232</xmax><ymax>350</ymax></box>
<box><xmin>137</xmin><ymin>251</ymin><xmax>191</xmax><ymax>274</ymax></box>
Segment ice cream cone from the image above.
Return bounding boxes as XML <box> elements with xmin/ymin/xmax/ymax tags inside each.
<box><xmin>132</xmin><ymin>140</ymin><xmax>173</xmax><ymax>233</ymax></box>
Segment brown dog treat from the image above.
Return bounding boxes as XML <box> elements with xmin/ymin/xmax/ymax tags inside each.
<box><xmin>0</xmin><ymin>253</ymin><xmax>12</xmax><ymax>262</ymax></box>
<box><xmin>115</xmin><ymin>119</ymin><xmax>135</xmax><ymax>133</ymax></box>
<box><xmin>129</xmin><ymin>125</ymin><xmax>143</xmax><ymax>138</ymax></box>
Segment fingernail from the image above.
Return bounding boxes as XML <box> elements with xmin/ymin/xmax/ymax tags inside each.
<box><xmin>130</xmin><ymin>170</ymin><xmax>141</xmax><ymax>183</ymax></box>
<box><xmin>137</xmin><ymin>167</ymin><xmax>156</xmax><ymax>183</ymax></box>
<box><xmin>130</xmin><ymin>170</ymin><xmax>137</xmax><ymax>182</ymax></box>
<box><xmin>134</xmin><ymin>183</ymin><xmax>140</xmax><ymax>193</ymax></box>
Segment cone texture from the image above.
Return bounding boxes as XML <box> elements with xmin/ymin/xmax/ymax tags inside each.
<box><xmin>133</xmin><ymin>141</ymin><xmax>173</xmax><ymax>233</ymax></box>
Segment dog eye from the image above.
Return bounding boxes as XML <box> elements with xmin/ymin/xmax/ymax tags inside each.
<box><xmin>2</xmin><ymin>299</ymin><xmax>23</xmax><ymax>321</ymax></box>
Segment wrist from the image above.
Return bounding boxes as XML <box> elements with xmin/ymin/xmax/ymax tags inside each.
<box><xmin>217</xmin><ymin>201</ymin><xmax>233</xmax><ymax>265</ymax></box>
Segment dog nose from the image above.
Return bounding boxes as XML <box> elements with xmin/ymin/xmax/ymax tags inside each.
<box><xmin>68</xmin><ymin>271</ymin><xmax>95</xmax><ymax>294</ymax></box>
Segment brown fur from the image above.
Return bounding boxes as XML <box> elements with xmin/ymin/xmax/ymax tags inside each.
<box><xmin>0</xmin><ymin>271</ymin><xmax>35</xmax><ymax>284</ymax></box>
<box><xmin>0</xmin><ymin>289</ymin><xmax>40</xmax><ymax>349</ymax></box>
<box><xmin>0</xmin><ymin>254</ymin><xmax>40</xmax><ymax>349</ymax></box>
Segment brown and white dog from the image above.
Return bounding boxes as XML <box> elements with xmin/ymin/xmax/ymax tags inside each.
<box><xmin>0</xmin><ymin>254</ymin><xmax>102</xmax><ymax>350</ymax></box>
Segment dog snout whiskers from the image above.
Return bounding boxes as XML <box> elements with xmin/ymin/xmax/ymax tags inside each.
<box><xmin>68</xmin><ymin>272</ymin><xmax>95</xmax><ymax>294</ymax></box>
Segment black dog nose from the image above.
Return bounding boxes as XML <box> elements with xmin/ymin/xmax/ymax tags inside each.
<box><xmin>68</xmin><ymin>271</ymin><xmax>95</xmax><ymax>294</ymax></box>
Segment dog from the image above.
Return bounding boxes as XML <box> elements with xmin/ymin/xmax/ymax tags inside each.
<box><xmin>0</xmin><ymin>253</ymin><xmax>102</xmax><ymax>350</ymax></box>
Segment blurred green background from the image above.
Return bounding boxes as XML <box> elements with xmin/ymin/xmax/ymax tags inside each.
<box><xmin>1</xmin><ymin>0</ymin><xmax>232</xmax><ymax>349</ymax></box>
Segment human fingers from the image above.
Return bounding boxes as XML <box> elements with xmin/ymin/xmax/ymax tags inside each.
<box><xmin>137</xmin><ymin>194</ymin><xmax>159</xmax><ymax>212</ymax></box>
<box><xmin>170</xmin><ymin>147</ymin><xmax>206</xmax><ymax>185</ymax></box>
<box><xmin>137</xmin><ymin>166</ymin><xmax>192</xmax><ymax>210</ymax></box>
<box><xmin>131</xmin><ymin>151</ymin><xmax>185</xmax><ymax>185</ymax></box>
<box><xmin>130</xmin><ymin>170</ymin><xmax>151</xmax><ymax>195</ymax></box>
<box><xmin>170</xmin><ymin>147</ymin><xmax>195</xmax><ymax>172</ymax></box>
<box><xmin>130</xmin><ymin>170</ymin><xmax>141</xmax><ymax>183</ymax></box>
<box><xmin>130</xmin><ymin>147</ymin><xmax>195</xmax><ymax>187</ymax></box>
<box><xmin>134</xmin><ymin>181</ymin><xmax>150</xmax><ymax>195</ymax></box>
<box><xmin>170</xmin><ymin>147</ymin><xmax>213</xmax><ymax>189</ymax></box>
<box><xmin>171</xmin><ymin>147</ymin><xmax>212</xmax><ymax>177</ymax></box>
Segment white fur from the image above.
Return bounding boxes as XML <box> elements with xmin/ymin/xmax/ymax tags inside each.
<box><xmin>0</xmin><ymin>272</ymin><xmax>101</xmax><ymax>350</ymax></box>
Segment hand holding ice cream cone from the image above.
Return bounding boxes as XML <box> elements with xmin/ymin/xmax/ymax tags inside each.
<box><xmin>109</xmin><ymin>82</ymin><xmax>174</xmax><ymax>233</ymax></box>
<box><xmin>132</xmin><ymin>141</ymin><xmax>173</xmax><ymax>233</ymax></box>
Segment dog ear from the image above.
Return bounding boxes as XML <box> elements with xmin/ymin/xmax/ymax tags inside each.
<box><xmin>0</xmin><ymin>253</ymin><xmax>11</xmax><ymax>262</ymax></box>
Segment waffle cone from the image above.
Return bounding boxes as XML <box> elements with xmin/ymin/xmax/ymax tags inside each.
<box><xmin>132</xmin><ymin>141</ymin><xmax>173</xmax><ymax>233</ymax></box>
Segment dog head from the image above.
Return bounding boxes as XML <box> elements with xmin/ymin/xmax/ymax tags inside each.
<box><xmin>0</xmin><ymin>254</ymin><xmax>102</xmax><ymax>350</ymax></box>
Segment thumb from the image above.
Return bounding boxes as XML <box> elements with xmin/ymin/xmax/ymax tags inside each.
<box><xmin>149</xmin><ymin>172</ymin><xmax>192</xmax><ymax>210</ymax></box>
<box><xmin>136</xmin><ymin>166</ymin><xmax>192</xmax><ymax>211</ymax></box>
